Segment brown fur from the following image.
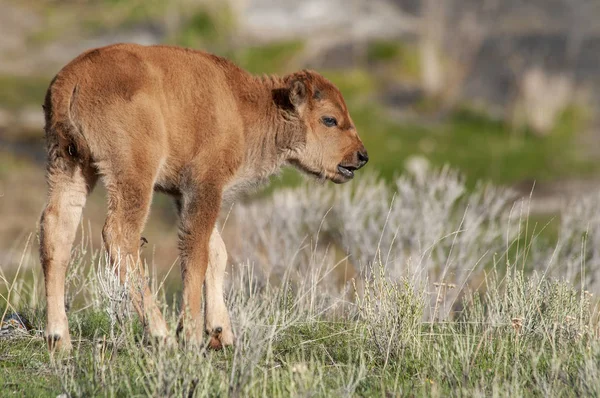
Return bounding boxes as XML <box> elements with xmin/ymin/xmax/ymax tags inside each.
<box><xmin>39</xmin><ymin>43</ymin><xmax>368</xmax><ymax>351</ymax></box>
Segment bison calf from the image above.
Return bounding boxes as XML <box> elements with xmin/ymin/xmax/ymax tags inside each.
<box><xmin>40</xmin><ymin>43</ymin><xmax>368</xmax><ymax>351</ymax></box>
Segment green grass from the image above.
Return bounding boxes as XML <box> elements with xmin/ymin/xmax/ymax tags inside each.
<box><xmin>1</xmin><ymin>265</ymin><xmax>598</xmax><ymax>397</ymax></box>
<box><xmin>335</xmin><ymin>101</ymin><xmax>595</xmax><ymax>188</ymax></box>
<box><xmin>367</xmin><ymin>40</ymin><xmax>402</xmax><ymax>63</ymax></box>
<box><xmin>0</xmin><ymin>149</ymin><xmax>36</xmax><ymax>177</ymax></box>
<box><xmin>0</xmin><ymin>75</ymin><xmax>47</xmax><ymax>110</ymax></box>
<box><xmin>175</xmin><ymin>6</ymin><xmax>237</xmax><ymax>50</ymax></box>
<box><xmin>366</xmin><ymin>40</ymin><xmax>421</xmax><ymax>80</ymax></box>
<box><xmin>0</xmin><ymin>339</ymin><xmax>61</xmax><ymax>397</ymax></box>
<box><xmin>233</xmin><ymin>41</ymin><xmax>305</xmax><ymax>75</ymax></box>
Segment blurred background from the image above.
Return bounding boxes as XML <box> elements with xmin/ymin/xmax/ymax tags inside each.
<box><xmin>2</xmin><ymin>0</ymin><xmax>600</xmax><ymax>273</ymax></box>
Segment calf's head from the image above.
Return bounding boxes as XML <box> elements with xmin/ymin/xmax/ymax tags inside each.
<box><xmin>277</xmin><ymin>70</ymin><xmax>368</xmax><ymax>184</ymax></box>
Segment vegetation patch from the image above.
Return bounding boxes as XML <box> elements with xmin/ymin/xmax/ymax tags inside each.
<box><xmin>0</xmin><ymin>75</ymin><xmax>48</xmax><ymax>110</ymax></box>
<box><xmin>2</xmin><ymin>170</ymin><xmax>600</xmax><ymax>396</ymax></box>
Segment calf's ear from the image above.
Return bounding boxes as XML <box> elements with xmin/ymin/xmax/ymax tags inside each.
<box><xmin>289</xmin><ymin>79</ymin><xmax>307</xmax><ymax>108</ymax></box>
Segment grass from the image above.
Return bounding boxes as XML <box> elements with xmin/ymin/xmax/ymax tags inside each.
<box><xmin>0</xmin><ymin>149</ymin><xmax>36</xmax><ymax>177</ymax></box>
<box><xmin>0</xmin><ymin>75</ymin><xmax>47</xmax><ymax>110</ymax></box>
<box><xmin>174</xmin><ymin>5</ymin><xmax>237</xmax><ymax>51</ymax></box>
<box><xmin>233</xmin><ymin>41</ymin><xmax>305</xmax><ymax>75</ymax></box>
<box><xmin>366</xmin><ymin>40</ymin><xmax>422</xmax><ymax>80</ymax></box>
<box><xmin>1</xmin><ymin>257</ymin><xmax>598</xmax><ymax>396</ymax></box>
<box><xmin>339</xmin><ymin>102</ymin><xmax>596</xmax><ymax>188</ymax></box>
<box><xmin>2</xmin><ymin>170</ymin><xmax>600</xmax><ymax>396</ymax></box>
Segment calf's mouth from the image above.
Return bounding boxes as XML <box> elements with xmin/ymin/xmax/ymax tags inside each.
<box><xmin>337</xmin><ymin>164</ymin><xmax>357</xmax><ymax>179</ymax></box>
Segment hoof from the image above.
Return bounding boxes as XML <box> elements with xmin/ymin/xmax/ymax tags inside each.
<box><xmin>206</xmin><ymin>326</ymin><xmax>234</xmax><ymax>350</ymax></box>
<box><xmin>46</xmin><ymin>333</ymin><xmax>72</xmax><ymax>353</ymax></box>
<box><xmin>176</xmin><ymin>323</ymin><xmax>204</xmax><ymax>349</ymax></box>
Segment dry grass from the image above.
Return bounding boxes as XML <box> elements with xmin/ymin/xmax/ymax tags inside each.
<box><xmin>2</xmin><ymin>168</ymin><xmax>600</xmax><ymax>396</ymax></box>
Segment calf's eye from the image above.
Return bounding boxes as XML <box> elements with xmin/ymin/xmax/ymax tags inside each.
<box><xmin>321</xmin><ymin>116</ymin><xmax>338</xmax><ymax>127</ymax></box>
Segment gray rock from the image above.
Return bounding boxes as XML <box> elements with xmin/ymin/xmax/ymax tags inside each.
<box><xmin>0</xmin><ymin>312</ymin><xmax>32</xmax><ymax>340</ymax></box>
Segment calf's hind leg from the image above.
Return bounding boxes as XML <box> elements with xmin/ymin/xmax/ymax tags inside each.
<box><xmin>40</xmin><ymin>161</ymin><xmax>97</xmax><ymax>352</ymax></box>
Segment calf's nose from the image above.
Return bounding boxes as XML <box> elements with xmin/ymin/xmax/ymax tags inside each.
<box><xmin>357</xmin><ymin>150</ymin><xmax>369</xmax><ymax>168</ymax></box>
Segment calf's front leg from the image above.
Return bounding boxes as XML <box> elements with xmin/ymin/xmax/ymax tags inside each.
<box><xmin>205</xmin><ymin>227</ymin><xmax>234</xmax><ymax>349</ymax></box>
<box><xmin>177</xmin><ymin>183</ymin><xmax>221</xmax><ymax>347</ymax></box>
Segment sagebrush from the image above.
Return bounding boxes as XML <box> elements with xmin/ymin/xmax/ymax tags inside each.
<box><xmin>2</xmin><ymin>168</ymin><xmax>600</xmax><ymax>397</ymax></box>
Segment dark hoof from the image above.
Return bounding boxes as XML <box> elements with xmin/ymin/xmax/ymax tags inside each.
<box><xmin>47</xmin><ymin>334</ymin><xmax>61</xmax><ymax>350</ymax></box>
<box><xmin>207</xmin><ymin>326</ymin><xmax>224</xmax><ymax>350</ymax></box>
<box><xmin>208</xmin><ymin>336</ymin><xmax>222</xmax><ymax>350</ymax></box>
